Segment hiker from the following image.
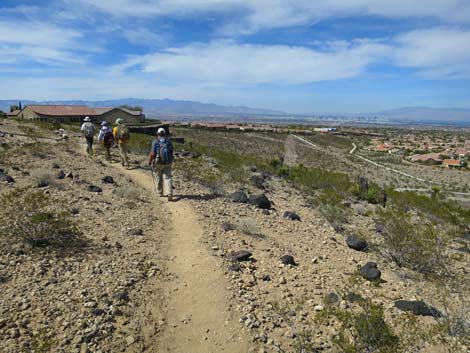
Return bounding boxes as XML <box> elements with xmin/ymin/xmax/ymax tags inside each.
<box><xmin>98</xmin><ymin>121</ymin><xmax>114</xmax><ymax>162</ymax></box>
<box><xmin>113</xmin><ymin>118</ymin><xmax>130</xmax><ymax>168</ymax></box>
<box><xmin>80</xmin><ymin>116</ymin><xmax>95</xmax><ymax>156</ymax></box>
<box><xmin>149</xmin><ymin>127</ymin><xmax>174</xmax><ymax>201</ymax></box>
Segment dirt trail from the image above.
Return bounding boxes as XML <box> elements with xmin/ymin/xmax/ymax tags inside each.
<box><xmin>117</xmin><ymin>165</ymin><xmax>250</xmax><ymax>353</ymax></box>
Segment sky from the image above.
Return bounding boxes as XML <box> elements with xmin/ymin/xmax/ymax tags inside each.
<box><xmin>1</xmin><ymin>0</ymin><xmax>470</xmax><ymax>113</ymax></box>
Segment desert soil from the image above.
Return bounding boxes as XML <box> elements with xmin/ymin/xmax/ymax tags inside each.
<box><xmin>1</xmin><ymin>119</ymin><xmax>469</xmax><ymax>353</ymax></box>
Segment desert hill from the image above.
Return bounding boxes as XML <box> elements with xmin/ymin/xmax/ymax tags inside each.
<box><xmin>0</xmin><ymin>117</ymin><xmax>469</xmax><ymax>353</ymax></box>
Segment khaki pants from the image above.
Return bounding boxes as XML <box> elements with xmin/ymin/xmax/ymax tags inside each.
<box><xmin>153</xmin><ymin>163</ymin><xmax>172</xmax><ymax>196</ymax></box>
<box><xmin>118</xmin><ymin>143</ymin><xmax>129</xmax><ymax>166</ymax></box>
<box><xmin>103</xmin><ymin>142</ymin><xmax>112</xmax><ymax>162</ymax></box>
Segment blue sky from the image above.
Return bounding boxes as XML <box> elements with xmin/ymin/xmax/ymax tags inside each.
<box><xmin>1</xmin><ymin>0</ymin><xmax>470</xmax><ymax>113</ymax></box>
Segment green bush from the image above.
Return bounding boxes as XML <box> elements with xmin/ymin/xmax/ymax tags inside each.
<box><xmin>318</xmin><ymin>294</ymin><xmax>400</xmax><ymax>353</ymax></box>
<box><xmin>316</xmin><ymin>189</ymin><xmax>350</xmax><ymax>232</ymax></box>
<box><xmin>376</xmin><ymin>208</ymin><xmax>450</xmax><ymax>274</ymax></box>
<box><xmin>0</xmin><ymin>189</ymin><xmax>83</xmax><ymax>250</ymax></box>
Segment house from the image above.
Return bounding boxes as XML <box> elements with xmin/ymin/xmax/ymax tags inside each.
<box><xmin>442</xmin><ymin>159</ymin><xmax>462</xmax><ymax>169</ymax></box>
<box><xmin>6</xmin><ymin>110</ymin><xmax>21</xmax><ymax>118</ymax></box>
<box><xmin>16</xmin><ymin>105</ymin><xmax>145</xmax><ymax>124</ymax></box>
<box><xmin>409</xmin><ymin>153</ymin><xmax>443</xmax><ymax>165</ymax></box>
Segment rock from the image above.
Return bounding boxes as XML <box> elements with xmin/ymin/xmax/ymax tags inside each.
<box><xmin>51</xmin><ymin>162</ymin><xmax>60</xmax><ymax>169</ymax></box>
<box><xmin>283</xmin><ymin>211</ymin><xmax>301</xmax><ymax>221</ymax></box>
<box><xmin>91</xmin><ymin>308</ymin><xmax>105</xmax><ymax>316</ymax></box>
<box><xmin>55</xmin><ymin>170</ymin><xmax>65</xmax><ymax>179</ymax></box>
<box><xmin>394</xmin><ymin>300</ymin><xmax>442</xmax><ymax>317</ymax></box>
<box><xmin>360</xmin><ymin>262</ymin><xmax>381</xmax><ymax>281</ymax></box>
<box><xmin>351</xmin><ymin>203</ymin><xmax>367</xmax><ymax>216</ymax></box>
<box><xmin>113</xmin><ymin>290</ymin><xmax>130</xmax><ymax>303</ymax></box>
<box><xmin>0</xmin><ymin>171</ymin><xmax>15</xmax><ymax>183</ymax></box>
<box><xmin>228</xmin><ymin>263</ymin><xmax>241</xmax><ymax>272</ymax></box>
<box><xmin>101</xmin><ymin>176</ymin><xmax>114</xmax><ymax>184</ymax></box>
<box><xmin>221</xmin><ymin>222</ymin><xmax>236</xmax><ymax>232</ymax></box>
<box><xmin>314</xmin><ymin>305</ymin><xmax>324</xmax><ymax>312</ymax></box>
<box><xmin>227</xmin><ymin>191</ymin><xmax>249</xmax><ymax>203</ymax></box>
<box><xmin>87</xmin><ymin>185</ymin><xmax>102</xmax><ymax>193</ymax></box>
<box><xmin>65</xmin><ymin>171</ymin><xmax>74</xmax><ymax>179</ymax></box>
<box><xmin>249</xmin><ymin>175</ymin><xmax>266</xmax><ymax>189</ymax></box>
<box><xmin>128</xmin><ymin>228</ymin><xmax>143</xmax><ymax>236</ymax></box>
<box><xmin>278</xmin><ymin>276</ymin><xmax>287</xmax><ymax>285</ymax></box>
<box><xmin>261</xmin><ymin>209</ymin><xmax>270</xmax><ymax>215</ymax></box>
<box><xmin>346</xmin><ymin>234</ymin><xmax>368</xmax><ymax>251</ymax></box>
<box><xmin>71</xmin><ymin>208</ymin><xmax>80</xmax><ymax>215</ymax></box>
<box><xmin>126</xmin><ymin>336</ymin><xmax>135</xmax><ymax>345</ymax></box>
<box><xmin>249</xmin><ymin>194</ymin><xmax>271</xmax><ymax>209</ymax></box>
<box><xmin>324</xmin><ymin>292</ymin><xmax>340</xmax><ymax>305</ymax></box>
<box><xmin>280</xmin><ymin>255</ymin><xmax>296</xmax><ymax>266</ymax></box>
<box><xmin>339</xmin><ymin>300</ymin><xmax>349</xmax><ymax>309</ymax></box>
<box><xmin>230</xmin><ymin>250</ymin><xmax>252</xmax><ymax>262</ymax></box>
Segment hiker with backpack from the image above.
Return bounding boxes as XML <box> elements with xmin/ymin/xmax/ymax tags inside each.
<box><xmin>81</xmin><ymin>116</ymin><xmax>95</xmax><ymax>157</ymax></box>
<box><xmin>113</xmin><ymin>118</ymin><xmax>130</xmax><ymax>168</ymax></box>
<box><xmin>149</xmin><ymin>127</ymin><xmax>174</xmax><ymax>201</ymax></box>
<box><xmin>98</xmin><ymin>121</ymin><xmax>114</xmax><ymax>162</ymax></box>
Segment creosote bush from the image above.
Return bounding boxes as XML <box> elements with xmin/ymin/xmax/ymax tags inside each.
<box><xmin>237</xmin><ymin>218</ymin><xmax>262</xmax><ymax>237</ymax></box>
<box><xmin>0</xmin><ymin>188</ymin><xmax>83</xmax><ymax>250</ymax></box>
<box><xmin>113</xmin><ymin>184</ymin><xmax>142</xmax><ymax>200</ymax></box>
<box><xmin>30</xmin><ymin>168</ymin><xmax>55</xmax><ymax>188</ymax></box>
<box><xmin>376</xmin><ymin>208</ymin><xmax>450</xmax><ymax>275</ymax></box>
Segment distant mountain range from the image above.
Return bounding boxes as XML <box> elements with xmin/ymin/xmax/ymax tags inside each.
<box><xmin>367</xmin><ymin>107</ymin><xmax>470</xmax><ymax>126</ymax></box>
<box><xmin>1</xmin><ymin>99</ymin><xmax>469</xmax><ymax>127</ymax></box>
<box><xmin>0</xmin><ymin>98</ymin><xmax>283</xmax><ymax>117</ymax></box>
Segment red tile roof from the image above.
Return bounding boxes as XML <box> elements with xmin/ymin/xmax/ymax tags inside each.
<box><xmin>27</xmin><ymin>105</ymin><xmax>97</xmax><ymax>116</ymax></box>
<box><xmin>443</xmin><ymin>159</ymin><xmax>461</xmax><ymax>166</ymax></box>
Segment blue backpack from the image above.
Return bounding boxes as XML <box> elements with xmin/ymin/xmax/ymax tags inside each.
<box><xmin>157</xmin><ymin>139</ymin><xmax>173</xmax><ymax>164</ymax></box>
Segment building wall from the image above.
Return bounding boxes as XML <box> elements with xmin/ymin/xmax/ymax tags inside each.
<box><xmin>20</xmin><ymin>107</ymin><xmax>40</xmax><ymax>120</ymax></box>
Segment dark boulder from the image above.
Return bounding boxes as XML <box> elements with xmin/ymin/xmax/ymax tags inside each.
<box><xmin>360</xmin><ymin>262</ymin><xmax>381</xmax><ymax>281</ymax></box>
<box><xmin>230</xmin><ymin>250</ymin><xmax>252</xmax><ymax>262</ymax></box>
<box><xmin>221</xmin><ymin>222</ymin><xmax>236</xmax><ymax>232</ymax></box>
<box><xmin>128</xmin><ymin>228</ymin><xmax>143</xmax><ymax>236</ymax></box>
<box><xmin>346</xmin><ymin>234</ymin><xmax>368</xmax><ymax>251</ymax></box>
<box><xmin>102</xmin><ymin>176</ymin><xmax>114</xmax><ymax>184</ymax></box>
<box><xmin>394</xmin><ymin>300</ymin><xmax>441</xmax><ymax>317</ymax></box>
<box><xmin>55</xmin><ymin>170</ymin><xmax>65</xmax><ymax>180</ymax></box>
<box><xmin>249</xmin><ymin>194</ymin><xmax>271</xmax><ymax>209</ymax></box>
<box><xmin>0</xmin><ymin>172</ymin><xmax>15</xmax><ymax>183</ymax></box>
<box><xmin>324</xmin><ymin>292</ymin><xmax>340</xmax><ymax>305</ymax></box>
<box><xmin>250</xmin><ymin>175</ymin><xmax>266</xmax><ymax>189</ymax></box>
<box><xmin>51</xmin><ymin>162</ymin><xmax>60</xmax><ymax>169</ymax></box>
<box><xmin>283</xmin><ymin>211</ymin><xmax>301</xmax><ymax>221</ymax></box>
<box><xmin>280</xmin><ymin>255</ymin><xmax>296</xmax><ymax>266</ymax></box>
<box><xmin>87</xmin><ymin>185</ymin><xmax>102</xmax><ymax>193</ymax></box>
<box><xmin>227</xmin><ymin>191</ymin><xmax>249</xmax><ymax>203</ymax></box>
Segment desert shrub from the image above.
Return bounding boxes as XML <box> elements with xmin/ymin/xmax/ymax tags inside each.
<box><xmin>127</xmin><ymin>132</ymin><xmax>153</xmax><ymax>155</ymax></box>
<box><xmin>351</xmin><ymin>176</ymin><xmax>386</xmax><ymax>205</ymax></box>
<box><xmin>237</xmin><ymin>218</ymin><xmax>262</xmax><ymax>237</ymax></box>
<box><xmin>30</xmin><ymin>168</ymin><xmax>55</xmax><ymax>187</ymax></box>
<box><xmin>315</xmin><ymin>189</ymin><xmax>350</xmax><ymax>232</ymax></box>
<box><xmin>318</xmin><ymin>294</ymin><xmax>400</xmax><ymax>353</ymax></box>
<box><xmin>174</xmin><ymin>157</ymin><xmax>225</xmax><ymax>195</ymax></box>
<box><xmin>113</xmin><ymin>184</ymin><xmax>142</xmax><ymax>200</ymax></box>
<box><xmin>376</xmin><ymin>208</ymin><xmax>450</xmax><ymax>274</ymax></box>
<box><xmin>438</xmin><ymin>298</ymin><xmax>470</xmax><ymax>345</ymax></box>
<box><xmin>21</xmin><ymin>328</ymin><xmax>57</xmax><ymax>353</ymax></box>
<box><xmin>386</xmin><ymin>188</ymin><xmax>470</xmax><ymax>229</ymax></box>
<box><xmin>0</xmin><ymin>188</ymin><xmax>83</xmax><ymax>250</ymax></box>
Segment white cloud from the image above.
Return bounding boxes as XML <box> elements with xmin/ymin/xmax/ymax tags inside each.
<box><xmin>0</xmin><ymin>20</ymin><xmax>87</xmax><ymax>65</ymax></box>
<box><xmin>72</xmin><ymin>0</ymin><xmax>470</xmax><ymax>32</ymax></box>
<box><xmin>115</xmin><ymin>40</ymin><xmax>389</xmax><ymax>85</ymax></box>
<box><xmin>394</xmin><ymin>27</ymin><xmax>470</xmax><ymax>78</ymax></box>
